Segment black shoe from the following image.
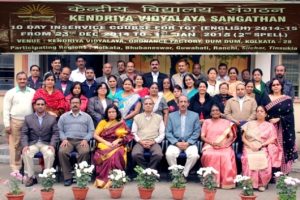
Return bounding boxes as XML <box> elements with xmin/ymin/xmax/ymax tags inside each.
<box><xmin>25</xmin><ymin>177</ymin><xmax>37</xmax><ymax>187</ymax></box>
<box><xmin>64</xmin><ymin>178</ymin><xmax>73</xmax><ymax>186</ymax></box>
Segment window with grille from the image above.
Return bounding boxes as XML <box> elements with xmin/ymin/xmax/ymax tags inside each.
<box><xmin>281</xmin><ymin>55</ymin><xmax>300</xmax><ymax>97</ymax></box>
<box><xmin>0</xmin><ymin>55</ymin><xmax>14</xmax><ymax>90</ymax></box>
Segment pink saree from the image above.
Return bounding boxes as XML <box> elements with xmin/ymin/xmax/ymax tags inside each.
<box><xmin>241</xmin><ymin>121</ymin><xmax>282</xmax><ymax>188</ymax></box>
<box><xmin>201</xmin><ymin>118</ymin><xmax>237</xmax><ymax>189</ymax></box>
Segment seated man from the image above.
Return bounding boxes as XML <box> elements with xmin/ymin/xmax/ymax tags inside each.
<box><xmin>58</xmin><ymin>96</ymin><xmax>94</xmax><ymax>186</ymax></box>
<box><xmin>165</xmin><ymin>95</ymin><xmax>200</xmax><ymax>177</ymax></box>
<box><xmin>21</xmin><ymin>97</ymin><xmax>59</xmax><ymax>187</ymax></box>
<box><xmin>131</xmin><ymin>97</ymin><xmax>165</xmax><ymax>169</ymax></box>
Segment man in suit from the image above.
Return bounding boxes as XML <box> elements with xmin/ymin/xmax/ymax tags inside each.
<box><xmin>143</xmin><ymin>59</ymin><xmax>168</xmax><ymax>91</ymax></box>
<box><xmin>81</xmin><ymin>67</ymin><xmax>98</xmax><ymax>98</ymax></box>
<box><xmin>131</xmin><ymin>97</ymin><xmax>165</xmax><ymax>169</ymax></box>
<box><xmin>55</xmin><ymin>66</ymin><xmax>73</xmax><ymax>96</ymax></box>
<box><xmin>58</xmin><ymin>97</ymin><xmax>94</xmax><ymax>186</ymax></box>
<box><xmin>171</xmin><ymin>59</ymin><xmax>189</xmax><ymax>88</ymax></box>
<box><xmin>21</xmin><ymin>97</ymin><xmax>59</xmax><ymax>187</ymax></box>
<box><xmin>165</xmin><ymin>95</ymin><xmax>200</xmax><ymax>178</ymax></box>
<box><xmin>96</xmin><ymin>63</ymin><xmax>113</xmax><ymax>84</ymax></box>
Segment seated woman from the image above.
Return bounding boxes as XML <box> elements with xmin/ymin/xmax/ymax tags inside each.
<box><xmin>241</xmin><ymin>106</ymin><xmax>282</xmax><ymax>191</ymax></box>
<box><xmin>114</xmin><ymin>78</ymin><xmax>141</xmax><ymax>128</ymax></box>
<box><xmin>107</xmin><ymin>75</ymin><xmax>123</xmax><ymax>101</ymax></box>
<box><xmin>93</xmin><ymin>104</ymin><xmax>133</xmax><ymax>188</ymax></box>
<box><xmin>201</xmin><ymin>105</ymin><xmax>237</xmax><ymax>189</ymax></box>
<box><xmin>65</xmin><ymin>82</ymin><xmax>88</xmax><ymax>111</ymax></box>
<box><xmin>133</xmin><ymin>74</ymin><xmax>149</xmax><ymax>98</ymax></box>
<box><xmin>145</xmin><ymin>82</ymin><xmax>169</xmax><ymax>125</ymax></box>
<box><xmin>182</xmin><ymin>73</ymin><xmax>198</xmax><ymax>100</ymax></box>
<box><xmin>33</xmin><ymin>72</ymin><xmax>67</xmax><ymax>118</ymax></box>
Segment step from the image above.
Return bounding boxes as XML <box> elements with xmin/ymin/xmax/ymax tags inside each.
<box><xmin>0</xmin><ymin>144</ymin><xmax>9</xmax><ymax>155</ymax></box>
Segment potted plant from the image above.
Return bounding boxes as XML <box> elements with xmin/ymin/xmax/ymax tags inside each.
<box><xmin>72</xmin><ymin>161</ymin><xmax>94</xmax><ymax>200</ymax></box>
<box><xmin>134</xmin><ymin>165</ymin><xmax>160</xmax><ymax>199</ymax></box>
<box><xmin>275</xmin><ymin>171</ymin><xmax>300</xmax><ymax>200</ymax></box>
<box><xmin>197</xmin><ymin>167</ymin><xmax>218</xmax><ymax>200</ymax></box>
<box><xmin>168</xmin><ymin>165</ymin><xmax>186</xmax><ymax>200</ymax></box>
<box><xmin>108</xmin><ymin>169</ymin><xmax>129</xmax><ymax>199</ymax></box>
<box><xmin>5</xmin><ymin>171</ymin><xmax>24</xmax><ymax>200</ymax></box>
<box><xmin>38</xmin><ymin>168</ymin><xmax>56</xmax><ymax>200</ymax></box>
<box><xmin>234</xmin><ymin>175</ymin><xmax>256</xmax><ymax>200</ymax></box>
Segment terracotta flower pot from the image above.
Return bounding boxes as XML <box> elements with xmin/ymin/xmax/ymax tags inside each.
<box><xmin>138</xmin><ymin>187</ymin><xmax>154</xmax><ymax>199</ymax></box>
<box><xmin>72</xmin><ymin>187</ymin><xmax>89</xmax><ymax>200</ymax></box>
<box><xmin>5</xmin><ymin>192</ymin><xmax>25</xmax><ymax>200</ymax></box>
<box><xmin>203</xmin><ymin>188</ymin><xmax>216</xmax><ymax>200</ymax></box>
<box><xmin>170</xmin><ymin>187</ymin><xmax>186</xmax><ymax>200</ymax></box>
<box><xmin>240</xmin><ymin>194</ymin><xmax>257</xmax><ymax>200</ymax></box>
<box><xmin>41</xmin><ymin>189</ymin><xmax>54</xmax><ymax>200</ymax></box>
<box><xmin>109</xmin><ymin>187</ymin><xmax>124</xmax><ymax>199</ymax></box>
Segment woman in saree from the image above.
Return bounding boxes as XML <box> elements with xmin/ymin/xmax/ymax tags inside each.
<box><xmin>93</xmin><ymin>104</ymin><xmax>133</xmax><ymax>188</ymax></box>
<box><xmin>162</xmin><ymin>77</ymin><xmax>175</xmax><ymax>106</ymax></box>
<box><xmin>114</xmin><ymin>78</ymin><xmax>141</xmax><ymax>128</ymax></box>
<box><xmin>201</xmin><ymin>104</ymin><xmax>237</xmax><ymax>189</ymax></box>
<box><xmin>241</xmin><ymin>105</ymin><xmax>282</xmax><ymax>191</ymax></box>
<box><xmin>32</xmin><ymin>72</ymin><xmax>67</xmax><ymax>118</ymax></box>
<box><xmin>133</xmin><ymin>74</ymin><xmax>149</xmax><ymax>98</ymax></box>
<box><xmin>107</xmin><ymin>75</ymin><xmax>123</xmax><ymax>101</ymax></box>
<box><xmin>265</xmin><ymin>78</ymin><xmax>297</xmax><ymax>174</ymax></box>
<box><xmin>182</xmin><ymin>73</ymin><xmax>198</xmax><ymax>100</ymax></box>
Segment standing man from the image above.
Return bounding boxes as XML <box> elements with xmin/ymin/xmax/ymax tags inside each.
<box><xmin>131</xmin><ymin>98</ymin><xmax>165</xmax><ymax>169</ymax></box>
<box><xmin>171</xmin><ymin>59</ymin><xmax>189</xmax><ymax>88</ymax></box>
<box><xmin>21</xmin><ymin>98</ymin><xmax>59</xmax><ymax>187</ymax></box>
<box><xmin>58</xmin><ymin>97</ymin><xmax>94</xmax><ymax>186</ymax></box>
<box><xmin>143</xmin><ymin>59</ymin><xmax>168</xmax><ymax>91</ymax></box>
<box><xmin>165</xmin><ymin>95</ymin><xmax>200</xmax><ymax>178</ymax></box>
<box><xmin>118</xmin><ymin>61</ymin><xmax>138</xmax><ymax>86</ymax></box>
<box><xmin>217</xmin><ymin>63</ymin><xmax>230</xmax><ymax>82</ymax></box>
<box><xmin>266</xmin><ymin>65</ymin><xmax>294</xmax><ymax>99</ymax></box>
<box><xmin>96</xmin><ymin>63</ymin><xmax>113</xmax><ymax>84</ymax></box>
<box><xmin>81</xmin><ymin>67</ymin><xmax>98</xmax><ymax>98</ymax></box>
<box><xmin>192</xmin><ymin>63</ymin><xmax>207</xmax><ymax>85</ymax></box>
<box><xmin>117</xmin><ymin>60</ymin><xmax>126</xmax><ymax>76</ymax></box>
<box><xmin>27</xmin><ymin>65</ymin><xmax>43</xmax><ymax>90</ymax></box>
<box><xmin>241</xmin><ymin>69</ymin><xmax>251</xmax><ymax>83</ymax></box>
<box><xmin>70</xmin><ymin>56</ymin><xmax>87</xmax><ymax>83</ymax></box>
<box><xmin>3</xmin><ymin>71</ymin><xmax>35</xmax><ymax>173</ymax></box>
<box><xmin>55</xmin><ymin>66</ymin><xmax>73</xmax><ymax>96</ymax></box>
<box><xmin>48</xmin><ymin>57</ymin><xmax>62</xmax><ymax>81</ymax></box>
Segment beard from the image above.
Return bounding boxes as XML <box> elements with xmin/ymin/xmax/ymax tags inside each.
<box><xmin>276</xmin><ymin>74</ymin><xmax>284</xmax><ymax>79</ymax></box>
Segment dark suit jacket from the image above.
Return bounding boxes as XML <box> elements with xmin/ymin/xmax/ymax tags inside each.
<box><xmin>143</xmin><ymin>72</ymin><xmax>168</xmax><ymax>91</ymax></box>
<box><xmin>21</xmin><ymin>113</ymin><xmax>59</xmax><ymax>148</ymax></box>
<box><xmin>87</xmin><ymin>96</ymin><xmax>113</xmax><ymax>125</ymax></box>
<box><xmin>55</xmin><ymin>80</ymin><xmax>73</xmax><ymax>96</ymax></box>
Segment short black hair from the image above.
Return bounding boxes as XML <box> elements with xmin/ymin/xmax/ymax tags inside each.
<box><xmin>103</xmin><ymin>104</ymin><xmax>122</xmax><ymax>122</ymax></box>
<box><xmin>150</xmin><ymin>59</ymin><xmax>160</xmax><ymax>65</ymax></box>
<box><xmin>70</xmin><ymin>96</ymin><xmax>81</xmax><ymax>104</ymax></box>
<box><xmin>177</xmin><ymin>58</ymin><xmax>188</xmax><ymax>65</ymax></box>
<box><xmin>96</xmin><ymin>82</ymin><xmax>110</xmax><ymax>97</ymax></box>
<box><xmin>30</xmin><ymin>65</ymin><xmax>40</xmax><ymax>71</ymax></box>
<box><xmin>117</xmin><ymin>60</ymin><xmax>126</xmax><ymax>65</ymax></box>
<box><xmin>75</xmin><ymin>56</ymin><xmax>86</xmax><ymax>62</ymax></box>
<box><xmin>85</xmin><ymin>67</ymin><xmax>94</xmax><ymax>73</ymax></box>
<box><xmin>173</xmin><ymin>84</ymin><xmax>182</xmax><ymax>91</ymax></box>
<box><xmin>183</xmin><ymin>73</ymin><xmax>196</xmax><ymax>89</ymax></box>
<box><xmin>70</xmin><ymin>82</ymin><xmax>83</xmax><ymax>96</ymax></box>
<box><xmin>218</xmin><ymin>63</ymin><xmax>227</xmax><ymax>69</ymax></box>
<box><xmin>33</xmin><ymin>97</ymin><xmax>46</xmax><ymax>105</ymax></box>
<box><xmin>16</xmin><ymin>71</ymin><xmax>27</xmax><ymax>78</ymax></box>
<box><xmin>51</xmin><ymin>56</ymin><xmax>61</xmax><ymax>63</ymax></box>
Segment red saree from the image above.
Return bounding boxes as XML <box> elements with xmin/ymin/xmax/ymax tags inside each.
<box><xmin>93</xmin><ymin>120</ymin><xmax>133</xmax><ymax>188</ymax></box>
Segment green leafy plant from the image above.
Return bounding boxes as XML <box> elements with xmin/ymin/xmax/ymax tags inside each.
<box><xmin>134</xmin><ymin>166</ymin><xmax>160</xmax><ymax>189</ymax></box>
<box><xmin>74</xmin><ymin>161</ymin><xmax>94</xmax><ymax>188</ymax></box>
<box><xmin>197</xmin><ymin>167</ymin><xmax>218</xmax><ymax>191</ymax></box>
<box><xmin>108</xmin><ymin>169</ymin><xmax>129</xmax><ymax>189</ymax></box>
<box><xmin>7</xmin><ymin>171</ymin><xmax>23</xmax><ymax>195</ymax></box>
<box><xmin>275</xmin><ymin>172</ymin><xmax>300</xmax><ymax>200</ymax></box>
<box><xmin>234</xmin><ymin>175</ymin><xmax>254</xmax><ymax>196</ymax></box>
<box><xmin>168</xmin><ymin>165</ymin><xmax>186</xmax><ymax>189</ymax></box>
<box><xmin>38</xmin><ymin>168</ymin><xmax>56</xmax><ymax>192</ymax></box>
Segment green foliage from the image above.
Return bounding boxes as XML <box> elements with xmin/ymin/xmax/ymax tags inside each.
<box><xmin>275</xmin><ymin>172</ymin><xmax>299</xmax><ymax>200</ymax></box>
<box><xmin>108</xmin><ymin>169</ymin><xmax>129</xmax><ymax>189</ymax></box>
<box><xmin>234</xmin><ymin>175</ymin><xmax>254</xmax><ymax>196</ymax></box>
<box><xmin>7</xmin><ymin>172</ymin><xmax>23</xmax><ymax>195</ymax></box>
<box><xmin>168</xmin><ymin>165</ymin><xmax>186</xmax><ymax>189</ymax></box>
<box><xmin>134</xmin><ymin>166</ymin><xmax>160</xmax><ymax>189</ymax></box>
<box><xmin>38</xmin><ymin>168</ymin><xmax>56</xmax><ymax>192</ymax></box>
<box><xmin>197</xmin><ymin>167</ymin><xmax>218</xmax><ymax>191</ymax></box>
<box><xmin>74</xmin><ymin>161</ymin><xmax>94</xmax><ymax>189</ymax></box>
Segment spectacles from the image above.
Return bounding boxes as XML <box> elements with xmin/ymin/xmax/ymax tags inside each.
<box><xmin>272</xmin><ymin>84</ymin><xmax>280</xmax><ymax>86</ymax></box>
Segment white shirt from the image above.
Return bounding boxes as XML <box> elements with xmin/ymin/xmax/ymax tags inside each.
<box><xmin>237</xmin><ymin>96</ymin><xmax>245</xmax><ymax>111</ymax></box>
<box><xmin>101</xmin><ymin>99</ymin><xmax>107</xmax><ymax>112</ymax></box>
<box><xmin>3</xmin><ymin>86</ymin><xmax>35</xmax><ymax>127</ymax></box>
<box><xmin>151</xmin><ymin>72</ymin><xmax>159</xmax><ymax>83</ymax></box>
<box><xmin>217</xmin><ymin>75</ymin><xmax>229</xmax><ymax>82</ymax></box>
<box><xmin>207</xmin><ymin>81</ymin><xmax>221</xmax><ymax>97</ymax></box>
<box><xmin>70</xmin><ymin>68</ymin><xmax>86</xmax><ymax>83</ymax></box>
<box><xmin>131</xmin><ymin>113</ymin><xmax>165</xmax><ymax>143</ymax></box>
<box><xmin>180</xmin><ymin>112</ymin><xmax>187</xmax><ymax>139</ymax></box>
